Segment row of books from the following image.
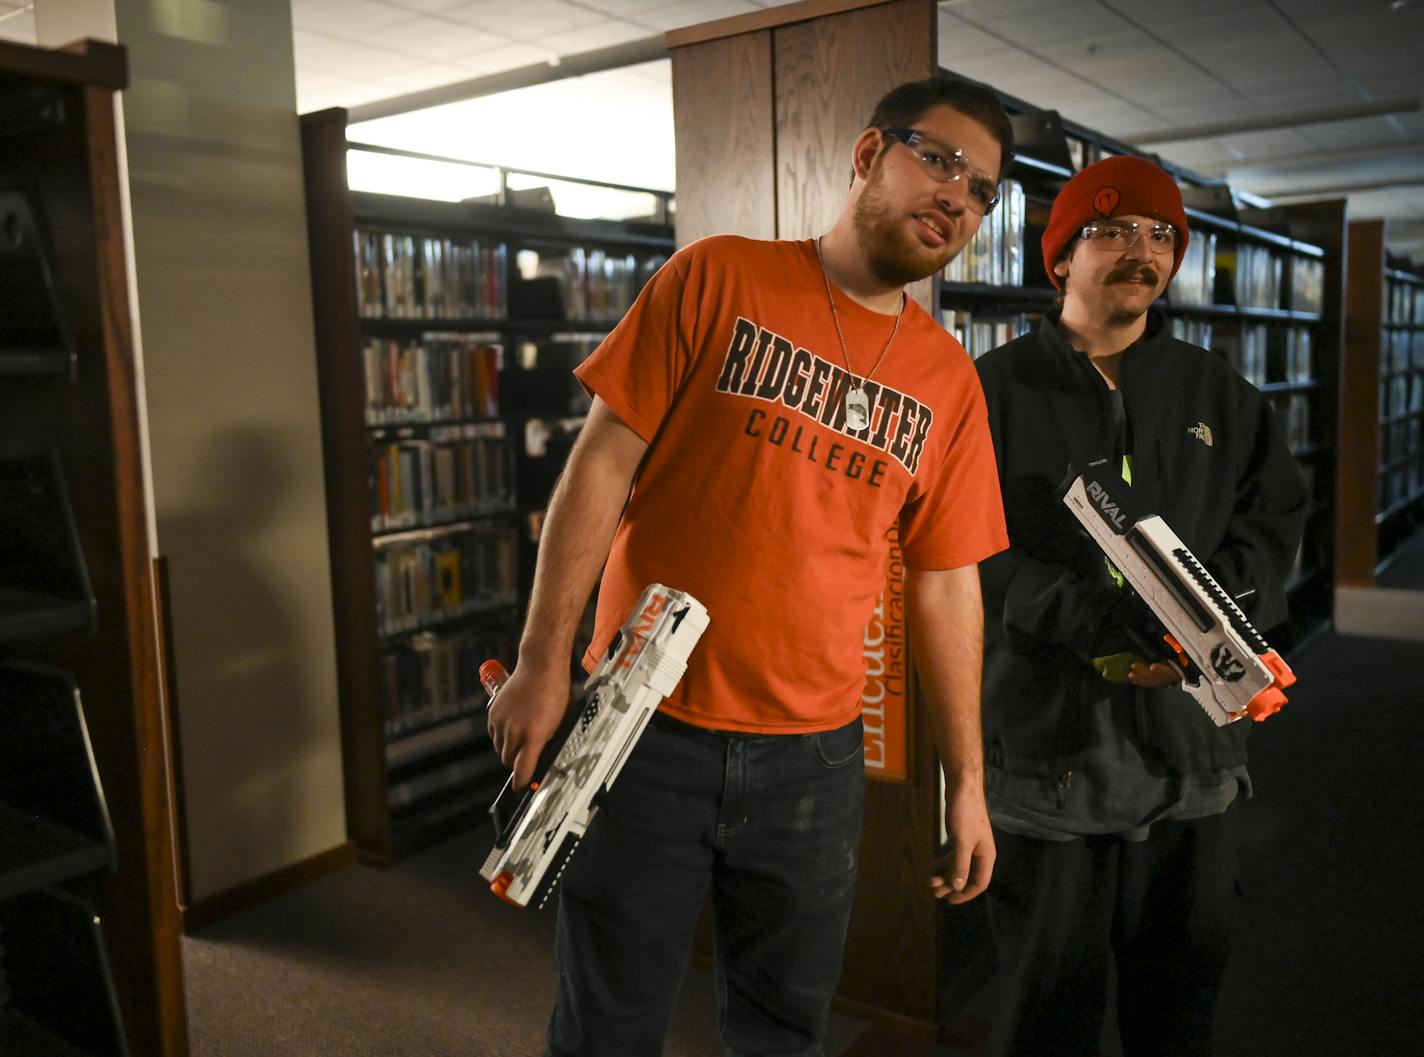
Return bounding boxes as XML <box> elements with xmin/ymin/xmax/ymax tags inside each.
<box><xmin>355</xmin><ymin>229</ymin><xmax>508</xmax><ymax>320</ymax></box>
<box><xmin>1271</xmin><ymin>393</ymin><xmax>1312</xmax><ymax>451</ymax></box>
<box><xmin>1380</xmin><ymin>374</ymin><xmax>1424</xmax><ymax>422</ymax></box>
<box><xmin>1218</xmin><ymin>325</ymin><xmax>1313</xmax><ymax>388</ymax></box>
<box><xmin>942</xmin><ymin>180</ymin><xmax>1026</xmax><ymax>287</ymax></box>
<box><xmin>557</xmin><ymin>247</ymin><xmax>665</xmax><ymax>322</ymax></box>
<box><xmin>373</xmin><ymin>525</ymin><xmax>518</xmax><ymax>637</ymax></box>
<box><xmin>1379</xmin><ymin>460</ymin><xmax>1424</xmax><ymax>510</ymax></box>
<box><xmin>1387</xmin><ymin>280</ymin><xmax>1424</xmax><ymax>323</ymax></box>
<box><xmin>363</xmin><ymin>336</ymin><xmax>501</xmax><ymax>424</ymax></box>
<box><xmin>1383</xmin><ymin>329</ymin><xmax>1424</xmax><ymax>375</ymax></box>
<box><xmin>1288</xmin><ymin>257</ymin><xmax>1325</xmax><ymax>314</ymax></box>
<box><xmin>940</xmin><ymin>310</ymin><xmax>1030</xmax><ymax>360</ymax></box>
<box><xmin>1381</xmin><ymin>416</ymin><xmax>1422</xmax><ymax>466</ymax></box>
<box><xmin>380</xmin><ymin>627</ymin><xmax>514</xmax><ymax>737</ymax></box>
<box><xmin>1224</xmin><ymin>243</ymin><xmax>1283</xmax><ymax>310</ymax></box>
<box><xmin>1169</xmin><ymin>231</ymin><xmax>1217</xmax><ymax>307</ymax></box>
<box><xmin>369</xmin><ymin>426</ymin><xmax>514</xmax><ymax>532</ymax></box>
<box><xmin>1170</xmin><ymin>317</ymin><xmax>1214</xmax><ymax>349</ymax></box>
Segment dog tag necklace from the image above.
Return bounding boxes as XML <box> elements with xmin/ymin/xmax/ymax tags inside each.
<box><xmin>814</xmin><ymin>237</ymin><xmax>903</xmax><ymax>432</ymax></box>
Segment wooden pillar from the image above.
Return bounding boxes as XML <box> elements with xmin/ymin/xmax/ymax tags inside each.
<box><xmin>668</xmin><ymin>0</ymin><xmax>942</xmax><ymax>1035</ymax></box>
<box><xmin>1339</xmin><ymin>219</ymin><xmax>1385</xmax><ymax>586</ymax></box>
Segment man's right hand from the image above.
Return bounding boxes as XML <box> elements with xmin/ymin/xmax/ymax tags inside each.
<box><xmin>487</xmin><ymin>662</ymin><xmax>573</xmax><ymax>791</ymax></box>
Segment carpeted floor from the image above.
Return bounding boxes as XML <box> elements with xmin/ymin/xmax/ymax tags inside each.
<box><xmin>181</xmin><ymin>830</ymin><xmax>876</xmax><ymax>1057</ymax></box>
<box><xmin>183</xmin><ymin>551</ymin><xmax>1424</xmax><ymax>1057</ymax></box>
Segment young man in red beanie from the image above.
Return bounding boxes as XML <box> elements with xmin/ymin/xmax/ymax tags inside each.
<box><xmin>968</xmin><ymin>156</ymin><xmax>1307</xmax><ymax>1056</ymax></box>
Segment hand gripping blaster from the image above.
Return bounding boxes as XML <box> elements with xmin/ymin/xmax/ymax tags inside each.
<box><xmin>479</xmin><ymin>584</ymin><xmax>709</xmax><ymax>908</ymax></box>
<box><xmin>1062</xmin><ymin>462</ymin><xmax>1296</xmax><ymax>726</ymax></box>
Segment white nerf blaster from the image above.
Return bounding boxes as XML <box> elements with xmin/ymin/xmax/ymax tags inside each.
<box><xmin>1062</xmin><ymin>461</ymin><xmax>1296</xmax><ymax>726</ymax></box>
<box><xmin>479</xmin><ymin>583</ymin><xmax>709</xmax><ymax>908</ymax></box>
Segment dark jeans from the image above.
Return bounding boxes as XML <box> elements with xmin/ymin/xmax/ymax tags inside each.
<box><xmin>545</xmin><ymin>709</ymin><xmax>866</xmax><ymax>1057</ymax></box>
<box><xmin>985</xmin><ymin>804</ymin><xmax>1241</xmax><ymax>1057</ymax></box>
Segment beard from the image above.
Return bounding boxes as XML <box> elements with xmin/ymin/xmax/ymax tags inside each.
<box><xmin>851</xmin><ymin>164</ymin><xmax>957</xmax><ymax>287</ymax></box>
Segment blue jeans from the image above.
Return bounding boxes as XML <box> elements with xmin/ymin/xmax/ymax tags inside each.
<box><xmin>545</xmin><ymin>709</ymin><xmax>866</xmax><ymax>1057</ymax></box>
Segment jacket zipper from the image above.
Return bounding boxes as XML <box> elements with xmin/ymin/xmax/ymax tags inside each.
<box><xmin>1056</xmin><ymin>769</ymin><xmax>1073</xmax><ymax>809</ymax></box>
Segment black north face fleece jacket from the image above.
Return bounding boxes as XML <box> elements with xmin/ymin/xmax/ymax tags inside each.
<box><xmin>973</xmin><ymin>308</ymin><xmax>1308</xmax><ymax>777</ymax></box>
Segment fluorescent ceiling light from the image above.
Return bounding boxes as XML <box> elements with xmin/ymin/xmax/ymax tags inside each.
<box><xmin>348</xmin><ymin>60</ymin><xmax>675</xmax><ymax>203</ymax></box>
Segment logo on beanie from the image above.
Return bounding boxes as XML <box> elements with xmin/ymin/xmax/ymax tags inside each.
<box><xmin>1093</xmin><ymin>187</ymin><xmax>1121</xmax><ymax>216</ymax></box>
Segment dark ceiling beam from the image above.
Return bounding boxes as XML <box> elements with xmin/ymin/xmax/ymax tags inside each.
<box><xmin>1124</xmin><ymin>96</ymin><xmax>1420</xmax><ymax>146</ymax></box>
<box><xmin>347</xmin><ymin>34</ymin><xmax>669</xmax><ymax>124</ymax></box>
<box><xmin>1258</xmin><ymin>174</ymin><xmax>1424</xmax><ymax>199</ymax></box>
<box><xmin>1218</xmin><ymin>142</ymin><xmax>1424</xmax><ymax>181</ymax></box>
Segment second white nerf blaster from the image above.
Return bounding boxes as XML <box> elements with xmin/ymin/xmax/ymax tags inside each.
<box><xmin>1062</xmin><ymin>461</ymin><xmax>1296</xmax><ymax>726</ymax></box>
<box><xmin>479</xmin><ymin>583</ymin><xmax>709</xmax><ymax>908</ymax></box>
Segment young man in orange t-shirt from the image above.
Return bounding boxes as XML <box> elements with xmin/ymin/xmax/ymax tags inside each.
<box><xmin>489</xmin><ymin>78</ymin><xmax>1012</xmax><ymax>1057</ymax></box>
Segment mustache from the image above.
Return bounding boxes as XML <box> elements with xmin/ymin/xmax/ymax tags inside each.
<box><xmin>1108</xmin><ymin>264</ymin><xmax>1159</xmax><ymax>284</ymax></box>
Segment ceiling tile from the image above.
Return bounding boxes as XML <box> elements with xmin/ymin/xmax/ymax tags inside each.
<box><xmin>374</xmin><ymin>62</ymin><xmax>477</xmax><ymax>96</ymax></box>
<box><xmin>540</xmin><ymin>18</ymin><xmax>651</xmax><ymax>54</ymax></box>
<box><xmin>0</xmin><ymin>5</ymin><xmax>34</xmax><ymax>44</ymax></box>
<box><xmin>345</xmin><ymin>16</ymin><xmax>503</xmax><ymax>61</ymax></box>
<box><xmin>576</xmin><ymin>0</ymin><xmax>685</xmax><ymax>15</ymax></box>
<box><xmin>445</xmin><ymin>0</ymin><xmax>609</xmax><ymax>39</ymax></box>
<box><xmin>452</xmin><ymin>41</ymin><xmax>555</xmax><ymax>75</ymax></box>
<box><xmin>633</xmin><ymin>0</ymin><xmax>761</xmax><ymax>32</ymax></box>
<box><xmin>291</xmin><ymin>0</ymin><xmax>412</xmax><ymax>36</ymax></box>
<box><xmin>381</xmin><ymin>0</ymin><xmax>477</xmax><ymax>11</ymax></box>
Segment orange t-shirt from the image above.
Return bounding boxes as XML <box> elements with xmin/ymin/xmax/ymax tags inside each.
<box><xmin>574</xmin><ymin>235</ymin><xmax>1007</xmax><ymax>733</ymax></box>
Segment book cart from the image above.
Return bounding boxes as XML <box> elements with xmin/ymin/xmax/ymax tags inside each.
<box><xmin>301</xmin><ymin>109</ymin><xmax>673</xmax><ymax>863</ymax></box>
<box><xmin>0</xmin><ymin>37</ymin><xmax>186</xmax><ymax>1057</ymax></box>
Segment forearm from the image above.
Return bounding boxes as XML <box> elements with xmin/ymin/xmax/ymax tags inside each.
<box><xmin>906</xmin><ymin>565</ymin><xmax>987</xmax><ymax>788</ymax></box>
<box><xmin>519</xmin><ymin>400</ymin><xmax>646</xmax><ymax>671</ymax></box>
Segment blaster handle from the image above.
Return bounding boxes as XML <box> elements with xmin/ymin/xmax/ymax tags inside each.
<box><xmin>480</xmin><ymin>659</ymin><xmax>510</xmax><ymax>705</ymax></box>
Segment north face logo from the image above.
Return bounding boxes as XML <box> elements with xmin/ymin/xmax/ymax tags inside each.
<box><xmin>1188</xmin><ymin>422</ymin><xmax>1213</xmax><ymax>447</ymax></box>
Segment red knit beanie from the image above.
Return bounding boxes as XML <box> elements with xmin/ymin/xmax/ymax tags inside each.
<box><xmin>1041</xmin><ymin>155</ymin><xmax>1190</xmax><ymax>291</ymax></box>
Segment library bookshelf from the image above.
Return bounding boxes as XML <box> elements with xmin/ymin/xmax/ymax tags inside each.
<box><xmin>1378</xmin><ymin>261</ymin><xmax>1424</xmax><ymax>566</ymax></box>
<box><xmin>0</xmin><ymin>37</ymin><xmax>186</xmax><ymax>1057</ymax></box>
<box><xmin>301</xmin><ymin>109</ymin><xmax>673</xmax><ymax>864</ymax></box>
<box><xmin>1343</xmin><ymin>218</ymin><xmax>1424</xmax><ymax>581</ymax></box>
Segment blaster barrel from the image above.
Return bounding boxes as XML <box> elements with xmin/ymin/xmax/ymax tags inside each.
<box><xmin>1062</xmin><ymin>465</ymin><xmax>1295</xmax><ymax>725</ymax></box>
<box><xmin>478</xmin><ymin>584</ymin><xmax>709</xmax><ymax>907</ymax></box>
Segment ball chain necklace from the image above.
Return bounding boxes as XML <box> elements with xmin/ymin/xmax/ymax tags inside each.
<box><xmin>814</xmin><ymin>236</ymin><xmax>904</xmax><ymax>432</ymax></box>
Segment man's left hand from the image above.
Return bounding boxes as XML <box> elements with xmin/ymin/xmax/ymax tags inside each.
<box><xmin>931</xmin><ymin>781</ymin><xmax>995</xmax><ymax>904</ymax></box>
<box><xmin>1126</xmin><ymin>660</ymin><xmax>1183</xmax><ymax>688</ymax></box>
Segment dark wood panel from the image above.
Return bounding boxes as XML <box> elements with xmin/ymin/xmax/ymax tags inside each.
<box><xmin>839</xmin><ymin>700</ymin><xmax>940</xmax><ymax>1029</ymax></box>
<box><xmin>151</xmin><ymin>556</ymin><xmax>192</xmax><ymax>906</ymax></box>
<box><xmin>1285</xmin><ymin>201</ymin><xmax>1347</xmax><ymax>625</ymax></box>
<box><xmin>299</xmin><ymin>109</ymin><xmax>394</xmax><ymax>864</ymax></box>
<box><xmin>773</xmin><ymin>0</ymin><xmax>936</xmax><ymax>312</ymax></box>
<box><xmin>82</xmin><ymin>82</ymin><xmax>188</xmax><ymax>1055</ymax></box>
<box><xmin>0</xmin><ymin>62</ymin><xmax>188</xmax><ymax>1055</ymax></box>
<box><xmin>0</xmin><ymin>37</ymin><xmax>126</xmax><ymax>89</ymax></box>
<box><xmin>1339</xmin><ymin>219</ymin><xmax>1385</xmax><ymax>586</ymax></box>
<box><xmin>772</xmin><ymin>0</ymin><xmax>940</xmax><ymax>1029</ymax></box>
<box><xmin>671</xmin><ymin>33</ymin><xmax>776</xmax><ymax>248</ymax></box>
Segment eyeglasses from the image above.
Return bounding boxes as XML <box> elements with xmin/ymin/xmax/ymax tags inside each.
<box><xmin>880</xmin><ymin>127</ymin><xmax>1001</xmax><ymax>216</ymax></box>
<box><xmin>1078</xmin><ymin>220</ymin><xmax>1178</xmax><ymax>255</ymax></box>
